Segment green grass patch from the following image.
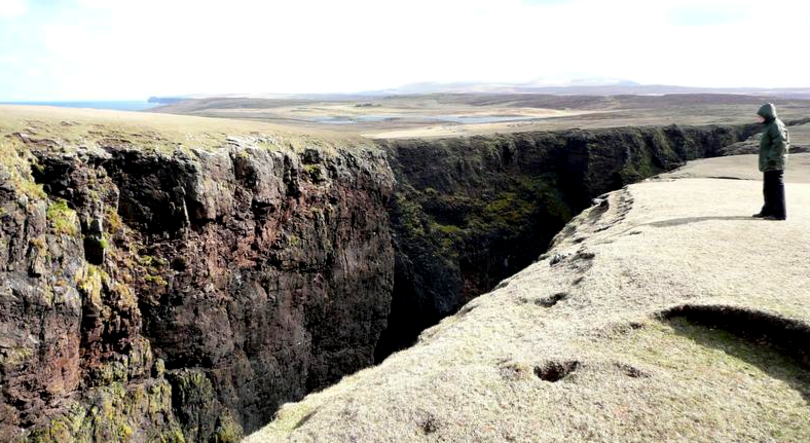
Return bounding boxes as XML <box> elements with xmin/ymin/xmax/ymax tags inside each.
<box><xmin>46</xmin><ymin>199</ymin><xmax>79</xmax><ymax>236</ymax></box>
<box><xmin>145</xmin><ymin>274</ymin><xmax>168</xmax><ymax>286</ymax></box>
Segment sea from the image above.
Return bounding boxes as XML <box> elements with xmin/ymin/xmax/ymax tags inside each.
<box><xmin>0</xmin><ymin>101</ymin><xmax>159</xmax><ymax>112</ymax></box>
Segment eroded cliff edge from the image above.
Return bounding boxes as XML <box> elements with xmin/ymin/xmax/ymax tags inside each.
<box><xmin>375</xmin><ymin>124</ymin><xmax>762</xmax><ymax>358</ymax></box>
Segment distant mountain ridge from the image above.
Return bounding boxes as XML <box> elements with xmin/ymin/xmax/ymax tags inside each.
<box><xmin>357</xmin><ymin>78</ymin><xmax>810</xmax><ymax>99</ymax></box>
<box><xmin>150</xmin><ymin>79</ymin><xmax>810</xmax><ymax>102</ymax></box>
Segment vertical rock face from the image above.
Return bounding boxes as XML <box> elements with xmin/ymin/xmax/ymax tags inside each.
<box><xmin>376</xmin><ymin>124</ymin><xmax>761</xmax><ymax>359</ymax></box>
<box><xmin>0</xmin><ymin>141</ymin><xmax>395</xmax><ymax>441</ymax></box>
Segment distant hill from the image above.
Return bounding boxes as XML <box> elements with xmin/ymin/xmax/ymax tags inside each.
<box><xmin>357</xmin><ymin>79</ymin><xmax>810</xmax><ymax>99</ymax></box>
<box><xmin>149</xmin><ymin>79</ymin><xmax>810</xmax><ymax>104</ymax></box>
<box><xmin>147</xmin><ymin>96</ymin><xmax>186</xmax><ymax>105</ymax></box>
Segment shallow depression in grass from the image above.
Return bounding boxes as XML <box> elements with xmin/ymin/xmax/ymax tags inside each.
<box><xmin>598</xmin><ymin>318</ymin><xmax>810</xmax><ymax>441</ymax></box>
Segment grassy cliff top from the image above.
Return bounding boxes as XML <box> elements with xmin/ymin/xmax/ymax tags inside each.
<box><xmin>0</xmin><ymin>105</ymin><xmax>368</xmax><ymax>154</ymax></box>
<box><xmin>661</xmin><ymin>153</ymin><xmax>810</xmax><ymax>183</ymax></box>
<box><xmin>247</xmin><ymin>154</ymin><xmax>810</xmax><ymax>442</ymax></box>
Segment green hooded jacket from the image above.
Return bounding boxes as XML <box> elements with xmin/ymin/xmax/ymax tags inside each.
<box><xmin>757</xmin><ymin>103</ymin><xmax>790</xmax><ymax>172</ymax></box>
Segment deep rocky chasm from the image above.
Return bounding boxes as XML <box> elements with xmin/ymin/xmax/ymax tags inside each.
<box><xmin>374</xmin><ymin>123</ymin><xmax>763</xmax><ymax>358</ymax></box>
<box><xmin>0</xmin><ymin>122</ymin><xmax>761</xmax><ymax>442</ymax></box>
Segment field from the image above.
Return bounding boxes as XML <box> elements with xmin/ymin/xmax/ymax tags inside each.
<box><xmin>0</xmin><ymin>104</ymin><xmax>365</xmax><ymax>154</ymax></box>
<box><xmin>5</xmin><ymin>95</ymin><xmax>808</xmax><ymax>156</ymax></box>
<box><xmin>153</xmin><ymin>93</ymin><xmax>810</xmax><ymax>139</ymax></box>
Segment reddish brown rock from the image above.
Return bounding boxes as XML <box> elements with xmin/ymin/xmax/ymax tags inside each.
<box><xmin>0</xmin><ymin>142</ymin><xmax>394</xmax><ymax>441</ymax></box>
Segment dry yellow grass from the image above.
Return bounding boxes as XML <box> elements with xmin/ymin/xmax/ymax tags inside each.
<box><xmin>247</xmin><ymin>156</ymin><xmax>810</xmax><ymax>442</ymax></box>
<box><xmin>661</xmin><ymin>153</ymin><xmax>810</xmax><ymax>183</ymax></box>
<box><xmin>154</xmin><ymin>95</ymin><xmax>810</xmax><ymax>139</ymax></box>
<box><xmin>0</xmin><ymin>105</ymin><xmax>367</xmax><ymax>154</ymax></box>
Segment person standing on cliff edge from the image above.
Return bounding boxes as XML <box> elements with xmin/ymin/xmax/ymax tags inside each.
<box><xmin>753</xmin><ymin>103</ymin><xmax>790</xmax><ymax>221</ymax></box>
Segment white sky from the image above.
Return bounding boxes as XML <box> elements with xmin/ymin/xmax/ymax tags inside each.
<box><xmin>0</xmin><ymin>0</ymin><xmax>808</xmax><ymax>100</ymax></box>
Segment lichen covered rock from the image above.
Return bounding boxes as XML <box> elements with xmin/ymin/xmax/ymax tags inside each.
<box><xmin>0</xmin><ymin>133</ymin><xmax>395</xmax><ymax>442</ymax></box>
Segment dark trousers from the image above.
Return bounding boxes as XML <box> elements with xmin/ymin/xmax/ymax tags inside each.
<box><xmin>761</xmin><ymin>170</ymin><xmax>787</xmax><ymax>219</ymax></box>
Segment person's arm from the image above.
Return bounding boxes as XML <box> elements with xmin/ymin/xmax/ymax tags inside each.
<box><xmin>771</xmin><ymin>125</ymin><xmax>787</xmax><ymax>158</ymax></box>
<box><xmin>769</xmin><ymin>124</ymin><xmax>788</xmax><ymax>162</ymax></box>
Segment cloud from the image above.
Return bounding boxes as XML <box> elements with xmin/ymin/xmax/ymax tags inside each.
<box><xmin>0</xmin><ymin>54</ymin><xmax>20</xmax><ymax>66</ymax></box>
<box><xmin>669</xmin><ymin>8</ymin><xmax>749</xmax><ymax>26</ymax></box>
<box><xmin>1</xmin><ymin>0</ymin><xmax>809</xmax><ymax>100</ymax></box>
<box><xmin>522</xmin><ymin>0</ymin><xmax>577</xmax><ymax>5</ymax></box>
<box><xmin>0</xmin><ymin>0</ymin><xmax>27</xmax><ymax>19</ymax></box>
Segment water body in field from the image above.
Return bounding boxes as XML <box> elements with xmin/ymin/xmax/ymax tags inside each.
<box><xmin>311</xmin><ymin>114</ymin><xmax>540</xmax><ymax>125</ymax></box>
